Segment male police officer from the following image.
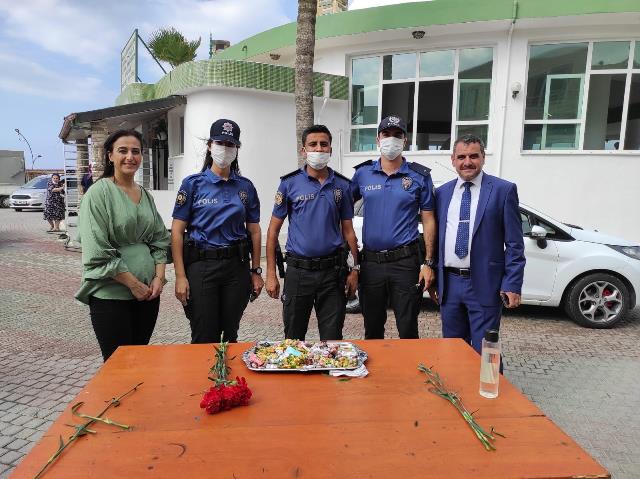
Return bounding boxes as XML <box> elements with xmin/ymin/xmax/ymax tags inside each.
<box><xmin>266</xmin><ymin>125</ymin><xmax>359</xmax><ymax>340</ymax></box>
<box><xmin>352</xmin><ymin>115</ymin><xmax>436</xmax><ymax>339</ymax></box>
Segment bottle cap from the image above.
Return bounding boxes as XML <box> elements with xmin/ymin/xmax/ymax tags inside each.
<box><xmin>484</xmin><ymin>329</ymin><xmax>499</xmax><ymax>342</ymax></box>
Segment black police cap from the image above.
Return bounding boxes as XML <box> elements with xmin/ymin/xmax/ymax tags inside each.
<box><xmin>378</xmin><ymin>115</ymin><xmax>407</xmax><ymax>134</ymax></box>
<box><xmin>209</xmin><ymin>119</ymin><xmax>241</xmax><ymax>146</ymax></box>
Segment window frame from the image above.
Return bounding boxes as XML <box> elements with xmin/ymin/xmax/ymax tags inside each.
<box><xmin>348</xmin><ymin>45</ymin><xmax>496</xmax><ymax>154</ymax></box>
<box><xmin>522</xmin><ymin>39</ymin><xmax>640</xmax><ymax>152</ymax></box>
<box><xmin>520</xmin><ymin>208</ymin><xmax>574</xmax><ymax>242</ymax></box>
<box><xmin>349</xmin><ymin>53</ymin><xmax>382</xmax><ymax>152</ymax></box>
<box><xmin>178</xmin><ymin>116</ymin><xmax>185</xmax><ymax>156</ymax></box>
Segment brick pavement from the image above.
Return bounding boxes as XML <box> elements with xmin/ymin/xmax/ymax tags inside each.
<box><xmin>1</xmin><ymin>208</ymin><xmax>639</xmax><ymax>478</ymax></box>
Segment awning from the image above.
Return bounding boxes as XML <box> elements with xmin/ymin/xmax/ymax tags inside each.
<box><xmin>59</xmin><ymin>95</ymin><xmax>186</xmax><ymax>141</ymax></box>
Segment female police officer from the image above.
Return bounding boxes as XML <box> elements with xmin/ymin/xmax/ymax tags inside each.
<box><xmin>171</xmin><ymin>119</ymin><xmax>263</xmax><ymax>343</ymax></box>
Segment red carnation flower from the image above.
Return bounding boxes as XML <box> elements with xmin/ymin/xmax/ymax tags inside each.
<box><xmin>201</xmin><ymin>338</ymin><xmax>253</xmax><ymax>415</ymax></box>
<box><xmin>200</xmin><ymin>378</ymin><xmax>253</xmax><ymax>415</ymax></box>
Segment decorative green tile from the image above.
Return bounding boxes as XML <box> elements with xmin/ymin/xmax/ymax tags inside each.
<box><xmin>116</xmin><ymin>60</ymin><xmax>348</xmax><ymax>106</ymax></box>
<box><xmin>116</xmin><ymin>83</ymin><xmax>156</xmax><ymax>105</ymax></box>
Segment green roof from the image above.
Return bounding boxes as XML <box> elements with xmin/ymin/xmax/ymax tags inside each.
<box><xmin>116</xmin><ymin>59</ymin><xmax>348</xmax><ymax>106</ymax></box>
<box><xmin>216</xmin><ymin>0</ymin><xmax>640</xmax><ymax>61</ymax></box>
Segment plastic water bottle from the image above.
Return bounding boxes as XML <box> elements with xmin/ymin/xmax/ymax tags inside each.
<box><xmin>479</xmin><ymin>329</ymin><xmax>501</xmax><ymax>399</ymax></box>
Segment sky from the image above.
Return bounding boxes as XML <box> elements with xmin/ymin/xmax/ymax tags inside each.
<box><xmin>0</xmin><ymin>0</ymin><xmax>421</xmax><ymax>170</ymax></box>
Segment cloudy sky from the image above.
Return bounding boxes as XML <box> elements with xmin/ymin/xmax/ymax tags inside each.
<box><xmin>0</xmin><ymin>0</ymin><xmax>421</xmax><ymax>169</ymax></box>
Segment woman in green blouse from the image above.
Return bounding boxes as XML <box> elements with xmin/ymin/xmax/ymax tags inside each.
<box><xmin>76</xmin><ymin>129</ymin><xmax>171</xmax><ymax>361</ymax></box>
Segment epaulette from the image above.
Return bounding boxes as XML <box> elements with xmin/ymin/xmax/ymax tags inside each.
<box><xmin>408</xmin><ymin>162</ymin><xmax>431</xmax><ymax>177</ymax></box>
<box><xmin>353</xmin><ymin>160</ymin><xmax>373</xmax><ymax>170</ymax></box>
<box><xmin>333</xmin><ymin>171</ymin><xmax>352</xmax><ymax>183</ymax></box>
<box><xmin>183</xmin><ymin>172</ymin><xmax>204</xmax><ymax>182</ymax></box>
<box><xmin>280</xmin><ymin>169</ymin><xmax>302</xmax><ymax>180</ymax></box>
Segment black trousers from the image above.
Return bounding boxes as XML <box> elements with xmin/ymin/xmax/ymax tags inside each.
<box><xmin>360</xmin><ymin>255</ymin><xmax>422</xmax><ymax>339</ymax></box>
<box><xmin>185</xmin><ymin>256</ymin><xmax>251</xmax><ymax>344</ymax></box>
<box><xmin>282</xmin><ymin>265</ymin><xmax>346</xmax><ymax>341</ymax></box>
<box><xmin>89</xmin><ymin>296</ymin><xmax>160</xmax><ymax>361</ymax></box>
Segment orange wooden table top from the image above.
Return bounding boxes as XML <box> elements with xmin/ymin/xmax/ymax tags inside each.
<box><xmin>12</xmin><ymin>339</ymin><xmax>608</xmax><ymax>479</ymax></box>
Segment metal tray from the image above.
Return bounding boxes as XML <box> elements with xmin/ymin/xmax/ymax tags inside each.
<box><xmin>242</xmin><ymin>341</ymin><xmax>368</xmax><ymax>372</ymax></box>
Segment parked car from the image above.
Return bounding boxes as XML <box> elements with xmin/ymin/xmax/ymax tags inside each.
<box><xmin>9</xmin><ymin>175</ymin><xmax>50</xmax><ymax>211</ymax></box>
<box><xmin>349</xmin><ymin>199</ymin><xmax>640</xmax><ymax>329</ymax></box>
<box><xmin>0</xmin><ymin>150</ymin><xmax>26</xmax><ymax>208</ymax></box>
<box><xmin>9</xmin><ymin>173</ymin><xmax>75</xmax><ymax>212</ymax></box>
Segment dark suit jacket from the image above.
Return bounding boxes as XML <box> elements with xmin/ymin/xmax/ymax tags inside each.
<box><xmin>434</xmin><ymin>173</ymin><xmax>525</xmax><ymax>307</ymax></box>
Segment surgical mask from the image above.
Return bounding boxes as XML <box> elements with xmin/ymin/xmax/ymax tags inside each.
<box><xmin>210</xmin><ymin>143</ymin><xmax>237</xmax><ymax>168</ymax></box>
<box><xmin>305</xmin><ymin>151</ymin><xmax>331</xmax><ymax>170</ymax></box>
<box><xmin>379</xmin><ymin>136</ymin><xmax>405</xmax><ymax>159</ymax></box>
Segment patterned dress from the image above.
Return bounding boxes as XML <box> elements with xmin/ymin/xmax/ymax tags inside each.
<box><xmin>43</xmin><ymin>179</ymin><xmax>65</xmax><ymax>221</ymax></box>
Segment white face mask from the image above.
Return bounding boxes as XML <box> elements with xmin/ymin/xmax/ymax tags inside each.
<box><xmin>305</xmin><ymin>151</ymin><xmax>331</xmax><ymax>170</ymax></box>
<box><xmin>210</xmin><ymin>143</ymin><xmax>237</xmax><ymax>168</ymax></box>
<box><xmin>379</xmin><ymin>136</ymin><xmax>405</xmax><ymax>160</ymax></box>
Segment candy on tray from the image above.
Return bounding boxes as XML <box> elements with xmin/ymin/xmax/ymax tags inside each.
<box><xmin>243</xmin><ymin>340</ymin><xmax>367</xmax><ymax>371</ymax></box>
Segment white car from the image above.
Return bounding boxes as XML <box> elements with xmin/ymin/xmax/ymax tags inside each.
<box><xmin>9</xmin><ymin>174</ymin><xmax>50</xmax><ymax>211</ymax></box>
<box><xmin>350</xmin><ymin>200</ymin><xmax>640</xmax><ymax>329</ymax></box>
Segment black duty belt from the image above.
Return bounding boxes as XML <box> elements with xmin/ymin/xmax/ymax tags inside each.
<box><xmin>362</xmin><ymin>240</ymin><xmax>419</xmax><ymax>264</ymax></box>
<box><xmin>445</xmin><ymin>267</ymin><xmax>471</xmax><ymax>277</ymax></box>
<box><xmin>195</xmin><ymin>242</ymin><xmax>249</xmax><ymax>261</ymax></box>
<box><xmin>285</xmin><ymin>252</ymin><xmax>343</xmax><ymax>270</ymax></box>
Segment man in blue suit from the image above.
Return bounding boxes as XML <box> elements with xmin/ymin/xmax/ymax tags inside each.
<box><xmin>431</xmin><ymin>134</ymin><xmax>525</xmax><ymax>354</ymax></box>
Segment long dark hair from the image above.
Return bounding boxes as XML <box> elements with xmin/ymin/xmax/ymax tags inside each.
<box><xmin>201</xmin><ymin>139</ymin><xmax>240</xmax><ymax>174</ymax></box>
<box><xmin>100</xmin><ymin>129</ymin><xmax>144</xmax><ymax>179</ymax></box>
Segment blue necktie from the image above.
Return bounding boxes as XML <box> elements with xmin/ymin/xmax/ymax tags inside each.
<box><xmin>454</xmin><ymin>182</ymin><xmax>472</xmax><ymax>259</ymax></box>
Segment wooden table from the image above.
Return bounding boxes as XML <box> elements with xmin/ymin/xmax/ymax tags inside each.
<box><xmin>12</xmin><ymin>339</ymin><xmax>609</xmax><ymax>478</ymax></box>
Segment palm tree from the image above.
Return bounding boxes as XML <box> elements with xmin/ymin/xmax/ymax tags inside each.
<box><xmin>294</xmin><ymin>0</ymin><xmax>317</xmax><ymax>166</ymax></box>
<box><xmin>148</xmin><ymin>28</ymin><xmax>201</xmax><ymax>68</ymax></box>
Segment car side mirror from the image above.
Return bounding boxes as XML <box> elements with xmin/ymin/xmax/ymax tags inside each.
<box><xmin>529</xmin><ymin>225</ymin><xmax>547</xmax><ymax>238</ymax></box>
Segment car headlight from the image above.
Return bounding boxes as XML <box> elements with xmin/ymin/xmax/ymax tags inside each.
<box><xmin>608</xmin><ymin>245</ymin><xmax>640</xmax><ymax>261</ymax></box>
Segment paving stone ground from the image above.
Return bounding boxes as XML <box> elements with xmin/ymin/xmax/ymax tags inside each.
<box><xmin>1</xmin><ymin>208</ymin><xmax>639</xmax><ymax>478</ymax></box>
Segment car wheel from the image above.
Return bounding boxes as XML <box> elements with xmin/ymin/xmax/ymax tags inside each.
<box><xmin>1</xmin><ymin>197</ymin><xmax>10</xmax><ymax>208</ymax></box>
<box><xmin>14</xmin><ymin>208</ymin><xmax>22</xmax><ymax>212</ymax></box>
<box><xmin>564</xmin><ymin>273</ymin><xmax>628</xmax><ymax>328</ymax></box>
<box><xmin>346</xmin><ymin>295</ymin><xmax>361</xmax><ymax>314</ymax></box>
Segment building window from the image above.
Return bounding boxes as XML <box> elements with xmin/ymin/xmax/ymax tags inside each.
<box><xmin>350</xmin><ymin>47</ymin><xmax>494</xmax><ymax>152</ymax></box>
<box><xmin>178</xmin><ymin>116</ymin><xmax>185</xmax><ymax>155</ymax></box>
<box><xmin>524</xmin><ymin>40</ymin><xmax>640</xmax><ymax>151</ymax></box>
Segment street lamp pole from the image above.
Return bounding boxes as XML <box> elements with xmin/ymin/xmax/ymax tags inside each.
<box><xmin>14</xmin><ymin>128</ymin><xmax>41</xmax><ymax>170</ymax></box>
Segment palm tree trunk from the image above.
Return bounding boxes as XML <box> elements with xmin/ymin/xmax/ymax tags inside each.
<box><xmin>294</xmin><ymin>0</ymin><xmax>317</xmax><ymax>166</ymax></box>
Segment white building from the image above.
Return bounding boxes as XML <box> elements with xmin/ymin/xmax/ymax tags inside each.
<box><xmin>60</xmin><ymin>0</ymin><xmax>640</xmax><ymax>240</ymax></box>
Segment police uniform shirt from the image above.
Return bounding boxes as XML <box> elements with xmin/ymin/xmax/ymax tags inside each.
<box><xmin>352</xmin><ymin>158</ymin><xmax>434</xmax><ymax>252</ymax></box>
<box><xmin>172</xmin><ymin>168</ymin><xmax>260</xmax><ymax>248</ymax></box>
<box><xmin>272</xmin><ymin>166</ymin><xmax>353</xmax><ymax>258</ymax></box>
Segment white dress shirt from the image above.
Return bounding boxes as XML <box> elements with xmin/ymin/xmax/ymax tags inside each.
<box><xmin>444</xmin><ymin>171</ymin><xmax>483</xmax><ymax>268</ymax></box>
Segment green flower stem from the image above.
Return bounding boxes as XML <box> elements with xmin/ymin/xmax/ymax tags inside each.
<box><xmin>33</xmin><ymin>382</ymin><xmax>143</xmax><ymax>479</ymax></box>
<box><xmin>208</xmin><ymin>333</ymin><xmax>234</xmax><ymax>386</ymax></box>
<box><xmin>72</xmin><ymin>413</ymin><xmax>130</xmax><ymax>430</ymax></box>
<box><xmin>418</xmin><ymin>363</ymin><xmax>502</xmax><ymax>451</ymax></box>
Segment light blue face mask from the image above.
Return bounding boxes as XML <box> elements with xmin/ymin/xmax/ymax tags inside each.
<box><xmin>305</xmin><ymin>151</ymin><xmax>331</xmax><ymax>170</ymax></box>
<box><xmin>379</xmin><ymin>136</ymin><xmax>404</xmax><ymax>159</ymax></box>
<box><xmin>211</xmin><ymin>143</ymin><xmax>237</xmax><ymax>168</ymax></box>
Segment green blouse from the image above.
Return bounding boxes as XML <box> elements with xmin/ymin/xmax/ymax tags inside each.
<box><xmin>75</xmin><ymin>179</ymin><xmax>171</xmax><ymax>305</ymax></box>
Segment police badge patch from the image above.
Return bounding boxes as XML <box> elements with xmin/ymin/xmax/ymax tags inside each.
<box><xmin>275</xmin><ymin>191</ymin><xmax>284</xmax><ymax>206</ymax></box>
<box><xmin>222</xmin><ymin>122</ymin><xmax>234</xmax><ymax>135</ymax></box>
<box><xmin>333</xmin><ymin>188</ymin><xmax>343</xmax><ymax>204</ymax></box>
<box><xmin>175</xmin><ymin>190</ymin><xmax>187</xmax><ymax>206</ymax></box>
<box><xmin>402</xmin><ymin>176</ymin><xmax>413</xmax><ymax>190</ymax></box>
<box><xmin>238</xmin><ymin>190</ymin><xmax>248</xmax><ymax>205</ymax></box>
